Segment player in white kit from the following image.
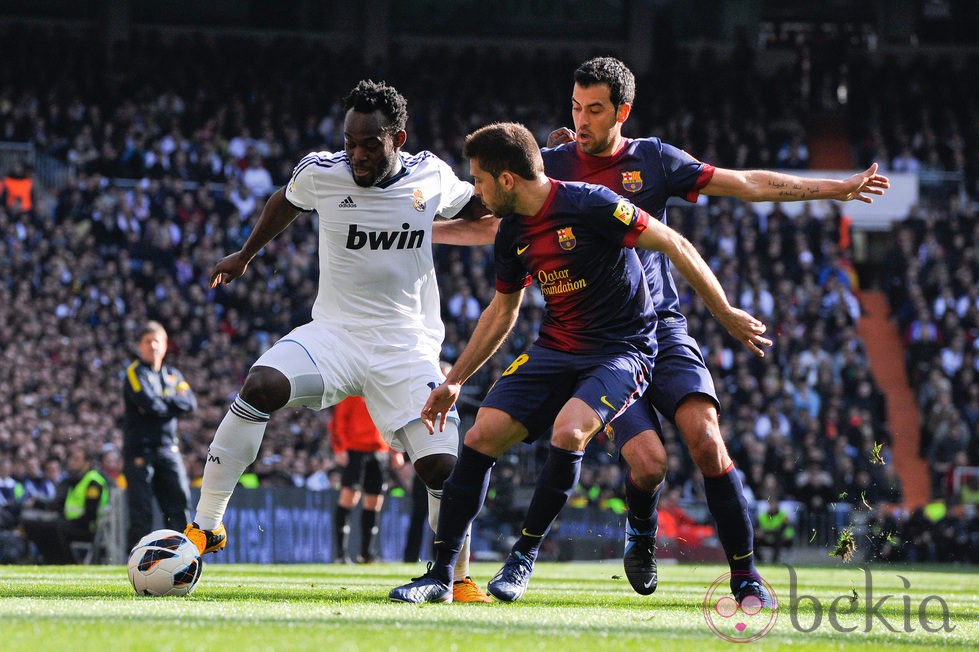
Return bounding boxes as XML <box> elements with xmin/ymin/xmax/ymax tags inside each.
<box><xmin>185</xmin><ymin>80</ymin><xmax>495</xmax><ymax>601</ymax></box>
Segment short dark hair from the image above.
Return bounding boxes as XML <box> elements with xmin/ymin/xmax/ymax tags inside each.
<box><xmin>463</xmin><ymin>122</ymin><xmax>542</xmax><ymax>181</ymax></box>
<box><xmin>574</xmin><ymin>57</ymin><xmax>636</xmax><ymax>107</ymax></box>
<box><xmin>343</xmin><ymin>80</ymin><xmax>408</xmax><ymax>134</ymax></box>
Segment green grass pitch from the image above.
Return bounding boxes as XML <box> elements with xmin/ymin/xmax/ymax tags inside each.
<box><xmin>1</xmin><ymin>561</ymin><xmax>976</xmax><ymax>651</ymax></box>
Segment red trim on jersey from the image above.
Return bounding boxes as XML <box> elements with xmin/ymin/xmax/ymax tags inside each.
<box><xmin>621</xmin><ymin>208</ymin><xmax>651</xmax><ymax>248</ymax></box>
<box><xmin>536</xmin><ymin>179</ymin><xmax>560</xmax><ymax>219</ymax></box>
<box><xmin>496</xmin><ymin>275</ymin><xmax>532</xmax><ymax>294</ymax></box>
<box><xmin>684</xmin><ymin>163</ymin><xmax>716</xmax><ymax>202</ymax></box>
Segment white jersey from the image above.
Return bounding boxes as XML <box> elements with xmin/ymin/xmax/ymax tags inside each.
<box><xmin>285</xmin><ymin>150</ymin><xmax>473</xmax><ymax>349</ymax></box>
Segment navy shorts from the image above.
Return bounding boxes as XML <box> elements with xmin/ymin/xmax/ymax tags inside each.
<box><xmin>481</xmin><ymin>343</ymin><xmax>651</xmax><ymax>443</ymax></box>
<box><xmin>648</xmin><ymin>331</ymin><xmax>718</xmax><ymax>421</ymax></box>
<box><xmin>605</xmin><ymin>396</ymin><xmax>663</xmax><ymax>452</ymax></box>
<box><xmin>605</xmin><ymin>331</ymin><xmax>718</xmax><ymax>449</ymax></box>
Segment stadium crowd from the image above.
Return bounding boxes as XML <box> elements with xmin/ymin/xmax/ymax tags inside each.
<box><xmin>2</xmin><ymin>23</ymin><xmax>977</xmax><ymax>563</ymax></box>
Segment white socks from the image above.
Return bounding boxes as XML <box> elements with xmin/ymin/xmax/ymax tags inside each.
<box><xmin>193</xmin><ymin>396</ymin><xmax>269</xmax><ymax>530</ymax></box>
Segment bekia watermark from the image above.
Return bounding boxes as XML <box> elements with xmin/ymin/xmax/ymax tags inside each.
<box><xmin>785</xmin><ymin>566</ymin><xmax>955</xmax><ymax>635</ymax></box>
<box><xmin>703</xmin><ymin>567</ymin><xmax>955</xmax><ymax>643</ymax></box>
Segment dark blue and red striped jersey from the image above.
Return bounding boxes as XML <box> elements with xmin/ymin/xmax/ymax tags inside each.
<box><xmin>494</xmin><ymin>179</ymin><xmax>656</xmax><ymax>357</ymax></box>
<box><xmin>542</xmin><ymin>138</ymin><xmax>715</xmax><ymax>337</ymax></box>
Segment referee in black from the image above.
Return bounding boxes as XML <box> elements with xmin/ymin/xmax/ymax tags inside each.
<box><xmin>122</xmin><ymin>321</ymin><xmax>197</xmax><ymax>549</ymax></box>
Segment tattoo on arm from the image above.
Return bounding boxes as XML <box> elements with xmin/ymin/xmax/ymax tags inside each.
<box><xmin>773</xmin><ymin>181</ymin><xmax>821</xmax><ymax>200</ymax></box>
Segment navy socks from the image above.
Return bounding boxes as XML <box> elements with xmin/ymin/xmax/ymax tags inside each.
<box><xmin>432</xmin><ymin>445</ymin><xmax>496</xmax><ymax>582</ymax></box>
<box><xmin>625</xmin><ymin>474</ymin><xmax>662</xmax><ymax>535</ymax></box>
<box><xmin>512</xmin><ymin>445</ymin><xmax>584</xmax><ymax>561</ymax></box>
<box><xmin>703</xmin><ymin>464</ymin><xmax>758</xmax><ymax>577</ymax></box>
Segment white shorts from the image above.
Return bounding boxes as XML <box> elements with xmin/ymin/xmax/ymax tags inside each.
<box><xmin>251</xmin><ymin>321</ymin><xmax>459</xmax><ymax>458</ymax></box>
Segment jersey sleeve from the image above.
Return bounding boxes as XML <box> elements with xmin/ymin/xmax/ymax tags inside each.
<box><xmin>658</xmin><ymin>141</ymin><xmax>715</xmax><ymax>202</ymax></box>
<box><xmin>432</xmin><ymin>155</ymin><xmax>475</xmax><ymax>218</ymax></box>
<box><xmin>493</xmin><ymin>219</ymin><xmax>532</xmax><ymax>294</ymax></box>
<box><xmin>582</xmin><ymin>184</ymin><xmax>650</xmax><ymax>248</ymax></box>
<box><xmin>285</xmin><ymin>151</ymin><xmax>332</xmax><ymax>211</ymax></box>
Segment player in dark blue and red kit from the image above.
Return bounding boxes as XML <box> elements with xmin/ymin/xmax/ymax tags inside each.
<box><xmin>544</xmin><ymin>57</ymin><xmax>890</xmax><ymax>606</ymax></box>
<box><xmin>389</xmin><ymin>122</ymin><xmax>770</xmax><ymax>603</ymax></box>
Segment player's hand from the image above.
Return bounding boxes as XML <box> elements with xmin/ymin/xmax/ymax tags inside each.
<box><xmin>837</xmin><ymin>163</ymin><xmax>890</xmax><ymax>203</ymax></box>
<box><xmin>334</xmin><ymin>450</ymin><xmax>348</xmax><ymax>467</ymax></box>
<box><xmin>208</xmin><ymin>251</ymin><xmax>250</xmax><ymax>288</ymax></box>
<box><xmin>420</xmin><ymin>381</ymin><xmax>462</xmax><ymax>434</ymax></box>
<box><xmin>390</xmin><ymin>451</ymin><xmax>405</xmax><ymax>468</ymax></box>
<box><xmin>717</xmin><ymin>307</ymin><xmax>773</xmax><ymax>358</ymax></box>
<box><xmin>546</xmin><ymin>127</ymin><xmax>576</xmax><ymax>148</ymax></box>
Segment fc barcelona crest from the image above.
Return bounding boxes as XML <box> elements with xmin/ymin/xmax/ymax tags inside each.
<box><xmin>622</xmin><ymin>170</ymin><xmax>643</xmax><ymax>192</ymax></box>
<box><xmin>557</xmin><ymin>227</ymin><xmax>577</xmax><ymax>251</ymax></box>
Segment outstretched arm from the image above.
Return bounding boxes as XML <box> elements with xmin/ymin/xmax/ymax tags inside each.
<box><xmin>635</xmin><ymin>221</ymin><xmax>772</xmax><ymax>357</ymax></box>
<box><xmin>432</xmin><ymin>195</ymin><xmax>497</xmax><ymax>246</ymax></box>
<box><xmin>421</xmin><ymin>289</ymin><xmax>524</xmax><ymax>432</ymax></box>
<box><xmin>702</xmin><ymin>163</ymin><xmax>889</xmax><ymax>204</ymax></box>
<box><xmin>209</xmin><ymin>187</ymin><xmax>304</xmax><ymax>287</ymax></box>
<box><xmin>432</xmin><ymin>214</ymin><xmax>500</xmax><ymax>246</ymax></box>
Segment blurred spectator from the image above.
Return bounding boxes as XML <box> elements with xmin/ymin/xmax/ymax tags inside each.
<box><xmin>929</xmin><ymin>426</ymin><xmax>968</xmax><ymax>498</ymax></box>
<box><xmin>754</xmin><ymin>498</ymin><xmax>795</xmax><ymax>562</ymax></box>
<box><xmin>2</xmin><ymin>161</ymin><xmax>34</xmax><ymax>214</ymax></box>
<box><xmin>240</xmin><ymin>152</ymin><xmax>275</xmax><ymax>198</ymax></box>
<box><xmin>890</xmin><ymin>146</ymin><xmax>920</xmax><ymax>174</ymax></box>
<box><xmin>776</xmin><ymin>134</ymin><xmax>809</xmax><ymax>169</ymax></box>
<box><xmin>100</xmin><ymin>449</ymin><xmax>126</xmax><ymax>490</ymax></box>
<box><xmin>865</xmin><ymin>504</ymin><xmax>902</xmax><ymax>562</ymax></box>
<box><xmin>20</xmin><ymin>446</ymin><xmax>107</xmax><ymax>564</ymax></box>
<box><xmin>24</xmin><ymin>457</ymin><xmax>64</xmax><ymax>503</ymax></box>
<box><xmin>657</xmin><ymin>487</ymin><xmax>716</xmax><ymax>548</ymax></box>
<box><xmin>794</xmin><ymin>458</ymin><xmax>836</xmax><ymax>516</ymax></box>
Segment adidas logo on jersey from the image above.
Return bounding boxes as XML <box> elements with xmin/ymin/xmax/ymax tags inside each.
<box><xmin>338</xmin><ymin>196</ymin><xmax>357</xmax><ymax>208</ymax></box>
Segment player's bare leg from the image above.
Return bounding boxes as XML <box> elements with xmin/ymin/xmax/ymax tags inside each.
<box><xmin>676</xmin><ymin>396</ymin><xmax>775</xmax><ymax>607</ymax></box>
<box><xmin>619</xmin><ymin>431</ymin><xmax>667</xmax><ymax>594</ymax></box>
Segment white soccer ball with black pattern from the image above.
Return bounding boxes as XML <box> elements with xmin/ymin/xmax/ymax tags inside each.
<box><xmin>127</xmin><ymin>529</ymin><xmax>203</xmax><ymax>596</ymax></box>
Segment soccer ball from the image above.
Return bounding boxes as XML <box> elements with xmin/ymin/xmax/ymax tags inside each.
<box><xmin>127</xmin><ymin>529</ymin><xmax>203</xmax><ymax>596</ymax></box>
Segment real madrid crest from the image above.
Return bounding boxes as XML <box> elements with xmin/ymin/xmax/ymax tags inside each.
<box><xmin>411</xmin><ymin>188</ymin><xmax>426</xmax><ymax>212</ymax></box>
<box><xmin>557</xmin><ymin>226</ymin><xmax>577</xmax><ymax>251</ymax></box>
<box><xmin>621</xmin><ymin>170</ymin><xmax>643</xmax><ymax>193</ymax></box>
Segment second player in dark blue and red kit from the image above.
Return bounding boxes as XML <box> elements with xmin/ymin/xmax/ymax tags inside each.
<box><xmin>543</xmin><ymin>134</ymin><xmax>728</xmax><ymax>593</ymax></box>
<box><xmin>541</xmin><ymin>56</ymin><xmax>887</xmax><ymax>605</ymax></box>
